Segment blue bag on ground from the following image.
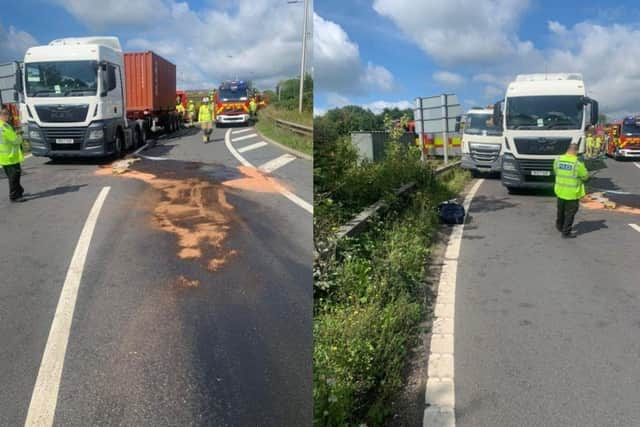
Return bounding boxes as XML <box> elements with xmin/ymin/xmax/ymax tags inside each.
<box><xmin>438</xmin><ymin>200</ymin><xmax>466</xmax><ymax>225</ymax></box>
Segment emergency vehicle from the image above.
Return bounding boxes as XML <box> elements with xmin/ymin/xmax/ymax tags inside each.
<box><xmin>214</xmin><ymin>80</ymin><xmax>251</xmax><ymax>126</ymax></box>
<box><xmin>606</xmin><ymin>116</ymin><xmax>640</xmax><ymax>159</ymax></box>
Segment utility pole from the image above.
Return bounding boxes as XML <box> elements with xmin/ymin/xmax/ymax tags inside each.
<box><xmin>289</xmin><ymin>0</ymin><xmax>309</xmax><ymax>113</ymax></box>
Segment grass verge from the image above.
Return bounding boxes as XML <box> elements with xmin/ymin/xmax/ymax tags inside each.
<box><xmin>255</xmin><ymin>106</ymin><xmax>312</xmax><ymax>156</ymax></box>
<box><xmin>314</xmin><ymin>163</ymin><xmax>470</xmax><ymax>426</ymax></box>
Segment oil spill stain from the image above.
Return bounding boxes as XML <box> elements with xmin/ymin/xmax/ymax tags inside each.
<box><xmin>581</xmin><ymin>192</ymin><xmax>640</xmax><ymax>215</ymax></box>
<box><xmin>96</xmin><ymin>159</ymin><xmax>244</xmax><ymax>273</ymax></box>
<box><xmin>176</xmin><ymin>275</ymin><xmax>200</xmax><ymax>289</ymax></box>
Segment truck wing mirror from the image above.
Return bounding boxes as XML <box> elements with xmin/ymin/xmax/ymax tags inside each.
<box><xmin>590</xmin><ymin>99</ymin><xmax>599</xmax><ymax>125</ymax></box>
<box><xmin>492</xmin><ymin>101</ymin><xmax>502</xmax><ymax>128</ymax></box>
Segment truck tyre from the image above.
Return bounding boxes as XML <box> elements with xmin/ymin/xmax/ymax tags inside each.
<box><xmin>506</xmin><ymin>186</ymin><xmax>519</xmax><ymax>195</ymax></box>
<box><xmin>136</xmin><ymin>126</ymin><xmax>145</xmax><ymax>149</ymax></box>
<box><xmin>115</xmin><ymin>132</ymin><xmax>125</xmax><ymax>158</ymax></box>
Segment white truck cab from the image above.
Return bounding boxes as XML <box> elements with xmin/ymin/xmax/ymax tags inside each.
<box><xmin>460</xmin><ymin>106</ymin><xmax>503</xmax><ymax>174</ymax></box>
<box><xmin>496</xmin><ymin>73</ymin><xmax>598</xmax><ymax>192</ymax></box>
<box><xmin>23</xmin><ymin>37</ymin><xmax>141</xmax><ymax>158</ymax></box>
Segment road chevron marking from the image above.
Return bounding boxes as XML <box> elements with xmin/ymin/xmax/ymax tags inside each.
<box><xmin>231</xmin><ymin>133</ymin><xmax>258</xmax><ymax>142</ymax></box>
<box><xmin>629</xmin><ymin>223</ymin><xmax>640</xmax><ymax>233</ymax></box>
<box><xmin>24</xmin><ymin>186</ymin><xmax>111</xmax><ymax>427</ymax></box>
<box><xmin>634</xmin><ymin>162</ymin><xmax>640</xmax><ymax>169</ymax></box>
<box><xmin>232</xmin><ymin>128</ymin><xmax>253</xmax><ymax>135</ymax></box>
<box><xmin>238</xmin><ymin>141</ymin><xmax>268</xmax><ymax>153</ymax></box>
<box><xmin>424</xmin><ymin>178</ymin><xmax>483</xmax><ymax>427</ymax></box>
<box><xmin>259</xmin><ymin>154</ymin><xmax>296</xmax><ymax>173</ymax></box>
<box><xmin>224</xmin><ymin>129</ymin><xmax>312</xmax><ymax>214</ymax></box>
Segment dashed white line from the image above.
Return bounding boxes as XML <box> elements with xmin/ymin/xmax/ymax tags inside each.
<box><xmin>232</xmin><ymin>128</ymin><xmax>253</xmax><ymax>135</ymax></box>
<box><xmin>238</xmin><ymin>141</ymin><xmax>268</xmax><ymax>153</ymax></box>
<box><xmin>424</xmin><ymin>179</ymin><xmax>483</xmax><ymax>427</ymax></box>
<box><xmin>24</xmin><ymin>186</ymin><xmax>111</xmax><ymax>427</ymax></box>
<box><xmin>259</xmin><ymin>154</ymin><xmax>296</xmax><ymax>173</ymax></box>
<box><xmin>629</xmin><ymin>223</ymin><xmax>640</xmax><ymax>233</ymax></box>
<box><xmin>224</xmin><ymin>129</ymin><xmax>312</xmax><ymax>214</ymax></box>
<box><xmin>231</xmin><ymin>133</ymin><xmax>258</xmax><ymax>142</ymax></box>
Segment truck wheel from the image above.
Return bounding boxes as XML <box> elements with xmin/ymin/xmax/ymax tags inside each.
<box><xmin>115</xmin><ymin>133</ymin><xmax>125</xmax><ymax>158</ymax></box>
<box><xmin>136</xmin><ymin>127</ymin><xmax>145</xmax><ymax>148</ymax></box>
<box><xmin>506</xmin><ymin>186</ymin><xmax>519</xmax><ymax>195</ymax></box>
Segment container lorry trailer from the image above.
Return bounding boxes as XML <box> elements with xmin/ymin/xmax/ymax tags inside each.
<box><xmin>460</xmin><ymin>106</ymin><xmax>503</xmax><ymax>175</ymax></box>
<box><xmin>0</xmin><ymin>61</ymin><xmax>25</xmax><ymax>131</ymax></box>
<box><xmin>494</xmin><ymin>73</ymin><xmax>598</xmax><ymax>193</ymax></box>
<box><xmin>22</xmin><ymin>37</ymin><xmax>180</xmax><ymax>159</ymax></box>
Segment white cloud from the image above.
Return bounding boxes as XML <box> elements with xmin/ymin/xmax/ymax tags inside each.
<box><xmin>314</xmin><ymin>13</ymin><xmax>394</xmax><ymax>95</ymax></box>
<box><xmin>362</xmin><ymin>99</ymin><xmax>413</xmax><ymax>114</ymax></box>
<box><xmin>52</xmin><ymin>0</ymin><xmax>171</xmax><ymax>30</ymax></box>
<box><xmin>433</xmin><ymin>71</ymin><xmax>465</xmax><ymax>87</ymax></box>
<box><xmin>547</xmin><ymin>20</ymin><xmax>567</xmax><ymax>36</ymax></box>
<box><xmin>0</xmin><ymin>23</ymin><xmax>38</xmax><ymax>63</ymax></box>
<box><xmin>373</xmin><ymin>0</ymin><xmax>531</xmax><ymax>66</ymax></box>
<box><xmin>52</xmin><ymin>0</ymin><xmax>308</xmax><ymax>90</ymax></box>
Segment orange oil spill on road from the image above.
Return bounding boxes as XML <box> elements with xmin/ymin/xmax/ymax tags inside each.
<box><xmin>176</xmin><ymin>275</ymin><xmax>200</xmax><ymax>289</ymax></box>
<box><xmin>95</xmin><ymin>165</ymin><xmax>238</xmax><ymax>272</ymax></box>
<box><xmin>581</xmin><ymin>198</ymin><xmax>640</xmax><ymax>215</ymax></box>
<box><xmin>221</xmin><ymin>165</ymin><xmax>290</xmax><ymax>193</ymax></box>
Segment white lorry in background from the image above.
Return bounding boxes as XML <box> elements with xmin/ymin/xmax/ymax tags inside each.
<box><xmin>494</xmin><ymin>73</ymin><xmax>598</xmax><ymax>193</ymax></box>
<box><xmin>460</xmin><ymin>106</ymin><xmax>503</xmax><ymax>175</ymax></box>
<box><xmin>22</xmin><ymin>37</ymin><xmax>178</xmax><ymax>159</ymax></box>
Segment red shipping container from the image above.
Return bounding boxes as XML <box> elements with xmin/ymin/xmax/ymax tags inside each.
<box><xmin>124</xmin><ymin>51</ymin><xmax>176</xmax><ymax>114</ymax></box>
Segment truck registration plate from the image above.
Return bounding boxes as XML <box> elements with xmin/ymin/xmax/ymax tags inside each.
<box><xmin>531</xmin><ymin>170</ymin><xmax>551</xmax><ymax>176</ymax></box>
<box><xmin>56</xmin><ymin>138</ymin><xmax>74</xmax><ymax>144</ymax></box>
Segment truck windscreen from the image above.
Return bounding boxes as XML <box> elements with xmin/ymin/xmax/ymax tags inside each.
<box><xmin>622</xmin><ymin>122</ymin><xmax>640</xmax><ymax>135</ymax></box>
<box><xmin>25</xmin><ymin>61</ymin><xmax>98</xmax><ymax>97</ymax></box>
<box><xmin>218</xmin><ymin>88</ymin><xmax>247</xmax><ymax>102</ymax></box>
<box><xmin>506</xmin><ymin>95</ymin><xmax>583</xmax><ymax>130</ymax></box>
<box><xmin>464</xmin><ymin>114</ymin><xmax>501</xmax><ymax>135</ymax></box>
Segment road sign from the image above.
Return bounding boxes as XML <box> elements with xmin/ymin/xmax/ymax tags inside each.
<box><xmin>414</xmin><ymin>94</ymin><xmax>462</xmax><ymax>163</ymax></box>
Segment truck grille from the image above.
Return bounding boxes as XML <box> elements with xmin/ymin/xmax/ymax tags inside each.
<box><xmin>35</xmin><ymin>105</ymin><xmax>89</xmax><ymax>123</ymax></box>
<box><xmin>514</xmin><ymin>138</ymin><xmax>572</xmax><ymax>155</ymax></box>
<box><xmin>42</xmin><ymin>127</ymin><xmax>87</xmax><ymax>150</ymax></box>
<box><xmin>470</xmin><ymin>143</ymin><xmax>501</xmax><ymax>163</ymax></box>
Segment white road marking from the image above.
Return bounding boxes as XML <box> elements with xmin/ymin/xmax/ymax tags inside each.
<box><xmin>424</xmin><ymin>178</ymin><xmax>483</xmax><ymax>427</ymax></box>
<box><xmin>232</xmin><ymin>128</ymin><xmax>253</xmax><ymax>135</ymax></box>
<box><xmin>259</xmin><ymin>154</ymin><xmax>296</xmax><ymax>173</ymax></box>
<box><xmin>132</xmin><ymin>143</ymin><xmax>148</xmax><ymax>156</ymax></box>
<box><xmin>231</xmin><ymin>133</ymin><xmax>258</xmax><ymax>142</ymax></box>
<box><xmin>634</xmin><ymin>162</ymin><xmax>640</xmax><ymax>169</ymax></box>
<box><xmin>138</xmin><ymin>154</ymin><xmax>167</xmax><ymax>161</ymax></box>
<box><xmin>238</xmin><ymin>141</ymin><xmax>268</xmax><ymax>153</ymax></box>
<box><xmin>224</xmin><ymin>129</ymin><xmax>312</xmax><ymax>214</ymax></box>
<box><xmin>24</xmin><ymin>187</ymin><xmax>111</xmax><ymax>427</ymax></box>
<box><xmin>629</xmin><ymin>223</ymin><xmax>640</xmax><ymax>233</ymax></box>
<box><xmin>25</xmin><ymin>153</ymin><xmax>33</xmax><ymax>159</ymax></box>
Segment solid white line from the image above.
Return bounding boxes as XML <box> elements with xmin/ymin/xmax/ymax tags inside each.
<box><xmin>238</xmin><ymin>141</ymin><xmax>268</xmax><ymax>153</ymax></box>
<box><xmin>424</xmin><ymin>178</ymin><xmax>483</xmax><ymax>427</ymax></box>
<box><xmin>138</xmin><ymin>154</ymin><xmax>167</xmax><ymax>161</ymax></box>
<box><xmin>232</xmin><ymin>128</ymin><xmax>253</xmax><ymax>135</ymax></box>
<box><xmin>629</xmin><ymin>224</ymin><xmax>640</xmax><ymax>233</ymax></box>
<box><xmin>24</xmin><ymin>186</ymin><xmax>111</xmax><ymax>427</ymax></box>
<box><xmin>224</xmin><ymin>130</ymin><xmax>312</xmax><ymax>214</ymax></box>
<box><xmin>231</xmin><ymin>133</ymin><xmax>258</xmax><ymax>142</ymax></box>
<box><xmin>259</xmin><ymin>154</ymin><xmax>296</xmax><ymax>173</ymax></box>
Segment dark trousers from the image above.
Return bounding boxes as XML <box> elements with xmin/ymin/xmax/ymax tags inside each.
<box><xmin>3</xmin><ymin>163</ymin><xmax>24</xmax><ymax>200</ymax></box>
<box><xmin>556</xmin><ymin>198</ymin><xmax>579</xmax><ymax>234</ymax></box>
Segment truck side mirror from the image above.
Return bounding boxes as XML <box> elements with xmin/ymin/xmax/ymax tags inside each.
<box><xmin>590</xmin><ymin>99</ymin><xmax>599</xmax><ymax>125</ymax></box>
<box><xmin>492</xmin><ymin>101</ymin><xmax>502</xmax><ymax>128</ymax></box>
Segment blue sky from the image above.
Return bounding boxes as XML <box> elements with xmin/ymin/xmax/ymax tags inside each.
<box><xmin>0</xmin><ymin>0</ymin><xmax>307</xmax><ymax>90</ymax></box>
<box><xmin>314</xmin><ymin>0</ymin><xmax>640</xmax><ymax>118</ymax></box>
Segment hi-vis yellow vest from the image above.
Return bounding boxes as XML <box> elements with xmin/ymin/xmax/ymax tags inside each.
<box><xmin>0</xmin><ymin>120</ymin><xmax>24</xmax><ymax>166</ymax></box>
<box><xmin>553</xmin><ymin>154</ymin><xmax>588</xmax><ymax>200</ymax></box>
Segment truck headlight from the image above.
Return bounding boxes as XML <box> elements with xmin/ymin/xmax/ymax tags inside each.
<box><xmin>29</xmin><ymin>128</ymin><xmax>43</xmax><ymax>141</ymax></box>
<box><xmin>502</xmin><ymin>154</ymin><xmax>517</xmax><ymax>171</ymax></box>
<box><xmin>88</xmin><ymin>128</ymin><xmax>104</xmax><ymax>140</ymax></box>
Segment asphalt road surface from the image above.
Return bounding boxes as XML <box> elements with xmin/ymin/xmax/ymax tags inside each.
<box><xmin>456</xmin><ymin>158</ymin><xmax>640</xmax><ymax>427</ymax></box>
<box><xmin>0</xmin><ymin>124</ymin><xmax>312</xmax><ymax>426</ymax></box>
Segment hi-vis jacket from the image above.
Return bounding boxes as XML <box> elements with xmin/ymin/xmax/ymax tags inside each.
<box><xmin>0</xmin><ymin>120</ymin><xmax>24</xmax><ymax>166</ymax></box>
<box><xmin>553</xmin><ymin>154</ymin><xmax>588</xmax><ymax>200</ymax></box>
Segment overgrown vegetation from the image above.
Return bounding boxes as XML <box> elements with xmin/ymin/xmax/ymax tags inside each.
<box><xmin>313</xmin><ymin>114</ymin><xmax>469</xmax><ymax>426</ymax></box>
<box><xmin>255</xmin><ymin>105</ymin><xmax>312</xmax><ymax>155</ymax></box>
